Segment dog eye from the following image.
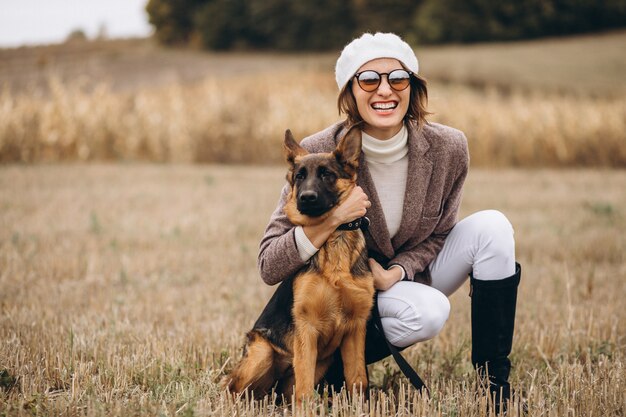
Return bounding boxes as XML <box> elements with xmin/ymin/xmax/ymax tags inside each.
<box><xmin>294</xmin><ymin>170</ymin><xmax>306</xmax><ymax>181</ymax></box>
<box><xmin>319</xmin><ymin>170</ymin><xmax>335</xmax><ymax>182</ymax></box>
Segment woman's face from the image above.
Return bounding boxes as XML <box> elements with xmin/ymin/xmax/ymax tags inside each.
<box><xmin>351</xmin><ymin>58</ymin><xmax>410</xmax><ymax>140</ymax></box>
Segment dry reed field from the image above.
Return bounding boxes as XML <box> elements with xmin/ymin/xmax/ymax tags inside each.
<box><xmin>0</xmin><ymin>164</ymin><xmax>625</xmax><ymax>416</ymax></box>
<box><xmin>1</xmin><ymin>30</ymin><xmax>625</xmax><ymax>416</ymax></box>
<box><xmin>1</xmin><ymin>74</ymin><xmax>625</xmax><ymax>167</ymax></box>
<box><xmin>1</xmin><ymin>31</ymin><xmax>626</xmax><ymax>166</ymax></box>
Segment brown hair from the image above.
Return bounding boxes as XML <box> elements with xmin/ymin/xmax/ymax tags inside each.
<box><xmin>337</xmin><ymin>73</ymin><xmax>431</xmax><ymax>129</ymax></box>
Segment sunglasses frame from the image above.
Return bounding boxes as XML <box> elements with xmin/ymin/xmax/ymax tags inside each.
<box><xmin>354</xmin><ymin>69</ymin><xmax>413</xmax><ymax>92</ymax></box>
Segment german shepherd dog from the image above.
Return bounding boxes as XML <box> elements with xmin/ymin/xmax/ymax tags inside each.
<box><xmin>225</xmin><ymin>127</ymin><xmax>375</xmax><ymax>402</ymax></box>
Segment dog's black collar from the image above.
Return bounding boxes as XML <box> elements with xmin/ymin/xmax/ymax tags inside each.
<box><xmin>337</xmin><ymin>216</ymin><xmax>370</xmax><ymax>231</ymax></box>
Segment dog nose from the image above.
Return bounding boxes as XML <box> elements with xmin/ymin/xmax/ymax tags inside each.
<box><xmin>299</xmin><ymin>191</ymin><xmax>318</xmax><ymax>203</ymax></box>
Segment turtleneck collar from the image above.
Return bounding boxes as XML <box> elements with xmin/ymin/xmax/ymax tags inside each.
<box><xmin>361</xmin><ymin>125</ymin><xmax>409</xmax><ymax>164</ymax></box>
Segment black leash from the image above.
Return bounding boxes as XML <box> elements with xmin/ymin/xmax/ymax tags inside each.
<box><xmin>337</xmin><ymin>217</ymin><xmax>429</xmax><ymax>394</ymax></box>
<box><xmin>372</xmin><ymin>295</ymin><xmax>430</xmax><ymax>396</ymax></box>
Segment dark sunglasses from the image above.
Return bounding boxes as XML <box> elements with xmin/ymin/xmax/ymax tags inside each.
<box><xmin>354</xmin><ymin>69</ymin><xmax>412</xmax><ymax>92</ymax></box>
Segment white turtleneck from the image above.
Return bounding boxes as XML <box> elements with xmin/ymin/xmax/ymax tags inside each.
<box><xmin>295</xmin><ymin>126</ymin><xmax>410</xmax><ymax>272</ymax></box>
<box><xmin>361</xmin><ymin>125</ymin><xmax>409</xmax><ymax>164</ymax></box>
<box><xmin>361</xmin><ymin>126</ymin><xmax>409</xmax><ymax>239</ymax></box>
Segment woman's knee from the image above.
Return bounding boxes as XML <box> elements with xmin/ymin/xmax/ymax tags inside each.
<box><xmin>379</xmin><ymin>285</ymin><xmax>450</xmax><ymax>348</ymax></box>
<box><xmin>463</xmin><ymin>210</ymin><xmax>516</xmax><ymax>279</ymax></box>
<box><xmin>463</xmin><ymin>210</ymin><xmax>515</xmax><ymax>255</ymax></box>
<box><xmin>408</xmin><ymin>294</ymin><xmax>450</xmax><ymax>345</ymax></box>
<box><xmin>463</xmin><ymin>209</ymin><xmax>513</xmax><ymax>236</ymax></box>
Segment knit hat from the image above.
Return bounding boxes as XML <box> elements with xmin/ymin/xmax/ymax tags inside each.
<box><xmin>335</xmin><ymin>32</ymin><xmax>419</xmax><ymax>91</ymax></box>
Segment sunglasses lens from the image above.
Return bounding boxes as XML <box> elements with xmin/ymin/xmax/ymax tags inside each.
<box><xmin>388</xmin><ymin>70</ymin><xmax>411</xmax><ymax>91</ymax></box>
<box><xmin>356</xmin><ymin>70</ymin><xmax>411</xmax><ymax>92</ymax></box>
<box><xmin>357</xmin><ymin>71</ymin><xmax>381</xmax><ymax>92</ymax></box>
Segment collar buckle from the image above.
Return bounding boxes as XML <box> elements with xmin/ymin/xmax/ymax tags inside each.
<box><xmin>337</xmin><ymin>216</ymin><xmax>370</xmax><ymax>231</ymax></box>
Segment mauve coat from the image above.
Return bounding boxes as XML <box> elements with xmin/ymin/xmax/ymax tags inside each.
<box><xmin>258</xmin><ymin>120</ymin><xmax>469</xmax><ymax>286</ymax></box>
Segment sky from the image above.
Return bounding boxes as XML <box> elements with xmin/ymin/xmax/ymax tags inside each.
<box><xmin>0</xmin><ymin>0</ymin><xmax>152</xmax><ymax>48</ymax></box>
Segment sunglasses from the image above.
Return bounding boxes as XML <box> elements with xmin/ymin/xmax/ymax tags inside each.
<box><xmin>354</xmin><ymin>69</ymin><xmax>413</xmax><ymax>92</ymax></box>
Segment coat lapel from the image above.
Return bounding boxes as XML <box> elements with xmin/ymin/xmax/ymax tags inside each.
<box><xmin>332</xmin><ymin>124</ymin><xmax>393</xmax><ymax>257</ymax></box>
<box><xmin>335</xmin><ymin>122</ymin><xmax>433</xmax><ymax>259</ymax></box>
<box><xmin>357</xmin><ymin>155</ymin><xmax>395</xmax><ymax>258</ymax></box>
<box><xmin>391</xmin><ymin>125</ymin><xmax>432</xmax><ymax>249</ymax></box>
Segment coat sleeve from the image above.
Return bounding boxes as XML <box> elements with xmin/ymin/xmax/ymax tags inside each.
<box><xmin>257</xmin><ymin>183</ymin><xmax>307</xmax><ymax>285</ymax></box>
<box><xmin>256</xmin><ymin>123</ymin><xmax>343</xmax><ymax>285</ymax></box>
<box><xmin>388</xmin><ymin>138</ymin><xmax>469</xmax><ymax>280</ymax></box>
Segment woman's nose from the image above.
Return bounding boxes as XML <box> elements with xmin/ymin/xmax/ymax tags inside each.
<box><xmin>376</xmin><ymin>76</ymin><xmax>393</xmax><ymax>95</ymax></box>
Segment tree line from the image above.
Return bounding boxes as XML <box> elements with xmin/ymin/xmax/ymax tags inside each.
<box><xmin>146</xmin><ymin>0</ymin><xmax>626</xmax><ymax>50</ymax></box>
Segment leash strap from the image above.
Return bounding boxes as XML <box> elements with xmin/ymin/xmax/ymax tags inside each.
<box><xmin>372</xmin><ymin>296</ymin><xmax>430</xmax><ymax>396</ymax></box>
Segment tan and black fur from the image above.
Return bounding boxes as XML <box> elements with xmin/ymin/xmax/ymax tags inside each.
<box><xmin>225</xmin><ymin>127</ymin><xmax>375</xmax><ymax>402</ymax></box>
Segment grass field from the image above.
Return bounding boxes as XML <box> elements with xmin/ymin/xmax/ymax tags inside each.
<box><xmin>0</xmin><ymin>165</ymin><xmax>624</xmax><ymax>416</ymax></box>
<box><xmin>1</xmin><ymin>30</ymin><xmax>625</xmax><ymax>416</ymax></box>
<box><xmin>1</xmin><ymin>31</ymin><xmax>625</xmax><ymax>166</ymax></box>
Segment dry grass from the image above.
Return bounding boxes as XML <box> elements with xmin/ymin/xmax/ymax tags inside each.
<box><xmin>1</xmin><ymin>164</ymin><xmax>624</xmax><ymax>416</ymax></box>
<box><xmin>1</xmin><ymin>32</ymin><xmax>626</xmax><ymax>167</ymax></box>
<box><xmin>0</xmin><ymin>72</ymin><xmax>339</xmax><ymax>164</ymax></box>
<box><xmin>1</xmin><ymin>31</ymin><xmax>625</xmax><ymax>415</ymax></box>
<box><xmin>1</xmin><ymin>73</ymin><xmax>625</xmax><ymax>167</ymax></box>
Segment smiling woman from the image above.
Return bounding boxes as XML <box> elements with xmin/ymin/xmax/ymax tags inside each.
<box><xmin>255</xmin><ymin>32</ymin><xmax>523</xmax><ymax>412</ymax></box>
<box><xmin>350</xmin><ymin>59</ymin><xmax>411</xmax><ymax>139</ymax></box>
<box><xmin>0</xmin><ymin>0</ymin><xmax>151</xmax><ymax>47</ymax></box>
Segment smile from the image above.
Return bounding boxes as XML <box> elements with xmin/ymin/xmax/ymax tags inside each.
<box><xmin>371</xmin><ymin>101</ymin><xmax>398</xmax><ymax>111</ymax></box>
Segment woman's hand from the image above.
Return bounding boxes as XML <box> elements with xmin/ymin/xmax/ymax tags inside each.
<box><xmin>368</xmin><ymin>258</ymin><xmax>403</xmax><ymax>291</ymax></box>
<box><xmin>329</xmin><ymin>186</ymin><xmax>371</xmax><ymax>225</ymax></box>
<box><xmin>302</xmin><ymin>186</ymin><xmax>371</xmax><ymax>249</ymax></box>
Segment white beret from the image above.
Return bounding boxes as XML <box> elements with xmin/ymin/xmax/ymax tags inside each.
<box><xmin>335</xmin><ymin>32</ymin><xmax>419</xmax><ymax>91</ymax></box>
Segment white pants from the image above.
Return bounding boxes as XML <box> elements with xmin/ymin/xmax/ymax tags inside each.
<box><xmin>378</xmin><ymin>210</ymin><xmax>516</xmax><ymax>348</ymax></box>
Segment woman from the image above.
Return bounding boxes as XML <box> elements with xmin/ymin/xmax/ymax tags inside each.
<box><xmin>257</xmin><ymin>32</ymin><xmax>521</xmax><ymax>409</ymax></box>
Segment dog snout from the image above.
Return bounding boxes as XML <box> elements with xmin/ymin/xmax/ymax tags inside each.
<box><xmin>299</xmin><ymin>190</ymin><xmax>318</xmax><ymax>204</ymax></box>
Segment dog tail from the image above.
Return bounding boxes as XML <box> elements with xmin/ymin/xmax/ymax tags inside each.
<box><xmin>223</xmin><ymin>331</ymin><xmax>277</xmax><ymax>398</ymax></box>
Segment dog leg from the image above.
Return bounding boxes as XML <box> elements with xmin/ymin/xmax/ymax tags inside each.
<box><xmin>226</xmin><ymin>332</ymin><xmax>277</xmax><ymax>398</ymax></box>
<box><xmin>275</xmin><ymin>367</ymin><xmax>295</xmax><ymax>401</ymax></box>
<box><xmin>314</xmin><ymin>356</ymin><xmax>334</xmax><ymax>386</ymax></box>
<box><xmin>275</xmin><ymin>355</ymin><xmax>332</xmax><ymax>404</ymax></box>
<box><xmin>340</xmin><ymin>322</ymin><xmax>368</xmax><ymax>395</ymax></box>
<box><xmin>293</xmin><ymin>325</ymin><xmax>318</xmax><ymax>403</ymax></box>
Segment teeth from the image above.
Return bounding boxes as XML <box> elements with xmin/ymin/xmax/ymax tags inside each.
<box><xmin>372</xmin><ymin>102</ymin><xmax>397</xmax><ymax>110</ymax></box>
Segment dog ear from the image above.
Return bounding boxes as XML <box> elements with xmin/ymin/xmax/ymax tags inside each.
<box><xmin>283</xmin><ymin>129</ymin><xmax>308</xmax><ymax>167</ymax></box>
<box><xmin>334</xmin><ymin>126</ymin><xmax>362</xmax><ymax>172</ymax></box>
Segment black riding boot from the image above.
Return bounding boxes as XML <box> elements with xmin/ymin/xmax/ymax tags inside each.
<box><xmin>471</xmin><ymin>262</ymin><xmax>521</xmax><ymax>414</ymax></box>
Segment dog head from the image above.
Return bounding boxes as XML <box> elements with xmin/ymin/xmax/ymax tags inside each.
<box><xmin>283</xmin><ymin>126</ymin><xmax>362</xmax><ymax>226</ymax></box>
